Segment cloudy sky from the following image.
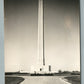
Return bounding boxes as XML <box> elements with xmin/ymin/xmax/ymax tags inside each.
<box><xmin>4</xmin><ymin>0</ymin><xmax>80</xmax><ymax>72</ymax></box>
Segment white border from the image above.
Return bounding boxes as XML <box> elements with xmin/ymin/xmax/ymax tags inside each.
<box><xmin>0</xmin><ymin>0</ymin><xmax>4</xmax><ymax>84</ymax></box>
<box><xmin>80</xmin><ymin>0</ymin><xmax>84</xmax><ymax>84</ymax></box>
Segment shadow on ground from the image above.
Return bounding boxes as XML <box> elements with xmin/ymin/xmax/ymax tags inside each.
<box><xmin>5</xmin><ymin>77</ymin><xmax>25</xmax><ymax>84</ymax></box>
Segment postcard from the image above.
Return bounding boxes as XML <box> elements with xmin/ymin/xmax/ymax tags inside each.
<box><xmin>4</xmin><ymin>0</ymin><xmax>80</xmax><ymax>84</ymax></box>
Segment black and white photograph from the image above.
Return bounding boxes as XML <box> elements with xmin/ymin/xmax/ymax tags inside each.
<box><xmin>4</xmin><ymin>0</ymin><xmax>80</xmax><ymax>84</ymax></box>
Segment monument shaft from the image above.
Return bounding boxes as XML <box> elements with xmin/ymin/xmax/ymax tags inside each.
<box><xmin>38</xmin><ymin>0</ymin><xmax>45</xmax><ymax>66</ymax></box>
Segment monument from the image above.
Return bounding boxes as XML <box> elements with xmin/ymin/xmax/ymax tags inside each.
<box><xmin>31</xmin><ymin>0</ymin><xmax>52</xmax><ymax>75</ymax></box>
<box><xmin>38</xmin><ymin>0</ymin><xmax>45</xmax><ymax>72</ymax></box>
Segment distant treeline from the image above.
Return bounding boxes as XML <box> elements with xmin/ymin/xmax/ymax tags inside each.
<box><xmin>5</xmin><ymin>72</ymin><xmax>30</xmax><ymax>76</ymax></box>
<box><xmin>56</xmin><ymin>70</ymin><xmax>80</xmax><ymax>75</ymax></box>
<box><xmin>5</xmin><ymin>70</ymin><xmax>80</xmax><ymax>76</ymax></box>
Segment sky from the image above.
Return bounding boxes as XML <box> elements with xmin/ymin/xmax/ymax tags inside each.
<box><xmin>4</xmin><ymin>0</ymin><xmax>80</xmax><ymax>72</ymax></box>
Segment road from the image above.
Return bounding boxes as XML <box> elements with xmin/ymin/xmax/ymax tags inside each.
<box><xmin>20</xmin><ymin>76</ymin><xmax>71</xmax><ymax>84</ymax></box>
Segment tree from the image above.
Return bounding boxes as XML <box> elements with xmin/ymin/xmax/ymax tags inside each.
<box><xmin>58</xmin><ymin>70</ymin><xmax>62</xmax><ymax>73</ymax></box>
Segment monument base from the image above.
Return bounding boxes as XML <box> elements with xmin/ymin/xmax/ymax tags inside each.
<box><xmin>30</xmin><ymin>65</ymin><xmax>53</xmax><ymax>76</ymax></box>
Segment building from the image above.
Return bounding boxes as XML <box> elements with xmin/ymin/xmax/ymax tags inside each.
<box><xmin>49</xmin><ymin>65</ymin><xmax>51</xmax><ymax>72</ymax></box>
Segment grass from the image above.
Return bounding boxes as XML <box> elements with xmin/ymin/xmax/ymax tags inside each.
<box><xmin>65</xmin><ymin>75</ymin><xmax>80</xmax><ymax>84</ymax></box>
<box><xmin>5</xmin><ymin>77</ymin><xmax>24</xmax><ymax>84</ymax></box>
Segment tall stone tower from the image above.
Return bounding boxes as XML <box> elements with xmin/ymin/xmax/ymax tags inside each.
<box><xmin>38</xmin><ymin>0</ymin><xmax>45</xmax><ymax>71</ymax></box>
